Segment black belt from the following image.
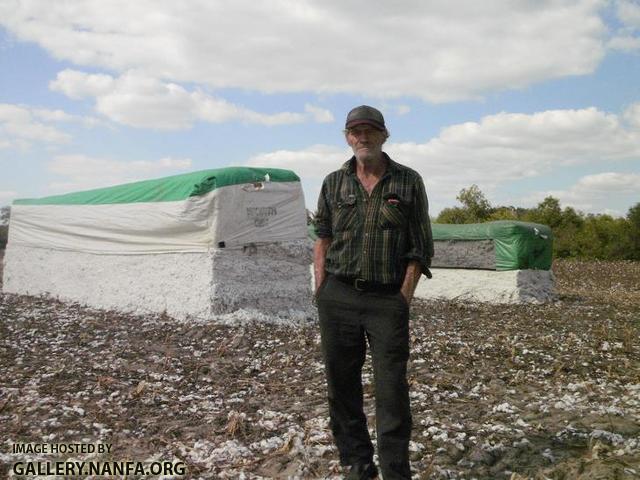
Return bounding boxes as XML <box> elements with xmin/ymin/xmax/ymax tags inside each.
<box><xmin>334</xmin><ymin>276</ymin><xmax>401</xmax><ymax>294</ymax></box>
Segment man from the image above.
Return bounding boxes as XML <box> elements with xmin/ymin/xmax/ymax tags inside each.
<box><xmin>313</xmin><ymin>105</ymin><xmax>434</xmax><ymax>480</ymax></box>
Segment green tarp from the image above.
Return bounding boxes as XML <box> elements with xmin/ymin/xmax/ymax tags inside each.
<box><xmin>14</xmin><ymin>167</ymin><xmax>300</xmax><ymax>205</ymax></box>
<box><xmin>432</xmin><ymin>221</ymin><xmax>553</xmax><ymax>270</ymax></box>
<box><xmin>308</xmin><ymin>223</ymin><xmax>318</xmax><ymax>241</ymax></box>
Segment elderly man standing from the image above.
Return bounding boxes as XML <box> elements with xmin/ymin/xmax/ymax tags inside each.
<box><xmin>313</xmin><ymin>105</ymin><xmax>434</xmax><ymax>480</ymax></box>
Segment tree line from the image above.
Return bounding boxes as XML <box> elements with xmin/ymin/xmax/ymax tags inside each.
<box><xmin>436</xmin><ymin>185</ymin><xmax>640</xmax><ymax>261</ymax></box>
<box><xmin>0</xmin><ymin>206</ymin><xmax>8</xmax><ymax>249</ymax></box>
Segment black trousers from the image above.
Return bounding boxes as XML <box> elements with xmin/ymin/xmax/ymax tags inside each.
<box><xmin>317</xmin><ymin>275</ymin><xmax>411</xmax><ymax>480</ymax></box>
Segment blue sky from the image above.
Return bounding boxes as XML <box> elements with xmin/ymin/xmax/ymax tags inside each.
<box><xmin>1</xmin><ymin>0</ymin><xmax>639</xmax><ymax>217</ymax></box>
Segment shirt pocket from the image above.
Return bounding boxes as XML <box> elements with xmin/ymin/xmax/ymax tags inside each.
<box><xmin>333</xmin><ymin>196</ymin><xmax>358</xmax><ymax>232</ymax></box>
<box><xmin>379</xmin><ymin>195</ymin><xmax>410</xmax><ymax>229</ymax></box>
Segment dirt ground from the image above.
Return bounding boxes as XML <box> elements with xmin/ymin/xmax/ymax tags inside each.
<box><xmin>0</xmin><ymin>254</ymin><xmax>639</xmax><ymax>479</ymax></box>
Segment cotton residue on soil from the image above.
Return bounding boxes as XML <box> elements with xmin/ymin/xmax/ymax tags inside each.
<box><xmin>1</xmin><ymin>254</ymin><xmax>639</xmax><ymax>479</ymax></box>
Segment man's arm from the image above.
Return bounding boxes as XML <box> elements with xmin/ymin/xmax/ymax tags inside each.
<box><xmin>313</xmin><ymin>237</ymin><xmax>331</xmax><ymax>296</ymax></box>
<box><xmin>402</xmin><ymin>175</ymin><xmax>434</xmax><ymax>285</ymax></box>
<box><xmin>400</xmin><ymin>175</ymin><xmax>434</xmax><ymax>305</ymax></box>
<box><xmin>400</xmin><ymin>260</ymin><xmax>422</xmax><ymax>305</ymax></box>
<box><xmin>313</xmin><ymin>176</ymin><xmax>333</xmax><ymax>296</ymax></box>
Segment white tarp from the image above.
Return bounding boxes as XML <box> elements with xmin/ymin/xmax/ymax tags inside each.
<box><xmin>8</xmin><ymin>181</ymin><xmax>307</xmax><ymax>254</ymax></box>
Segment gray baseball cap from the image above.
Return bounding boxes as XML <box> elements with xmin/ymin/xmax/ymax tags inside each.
<box><xmin>345</xmin><ymin>105</ymin><xmax>386</xmax><ymax>131</ymax></box>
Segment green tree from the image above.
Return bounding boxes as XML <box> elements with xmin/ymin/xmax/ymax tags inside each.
<box><xmin>525</xmin><ymin>196</ymin><xmax>563</xmax><ymax>228</ymax></box>
<box><xmin>522</xmin><ymin>198</ymin><xmax>587</xmax><ymax>258</ymax></box>
<box><xmin>0</xmin><ymin>205</ymin><xmax>9</xmax><ymax>249</ymax></box>
<box><xmin>489</xmin><ymin>206</ymin><xmax>520</xmax><ymax>221</ymax></box>
<box><xmin>575</xmin><ymin>214</ymin><xmax>631</xmax><ymax>260</ymax></box>
<box><xmin>436</xmin><ymin>206</ymin><xmax>473</xmax><ymax>224</ymax></box>
<box><xmin>436</xmin><ymin>185</ymin><xmax>492</xmax><ymax>224</ymax></box>
<box><xmin>456</xmin><ymin>184</ymin><xmax>492</xmax><ymax>221</ymax></box>
<box><xmin>626</xmin><ymin>202</ymin><xmax>640</xmax><ymax>260</ymax></box>
<box><xmin>554</xmin><ymin>207</ymin><xmax>584</xmax><ymax>258</ymax></box>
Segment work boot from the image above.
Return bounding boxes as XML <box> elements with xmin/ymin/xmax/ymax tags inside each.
<box><xmin>344</xmin><ymin>462</ymin><xmax>378</xmax><ymax>479</ymax></box>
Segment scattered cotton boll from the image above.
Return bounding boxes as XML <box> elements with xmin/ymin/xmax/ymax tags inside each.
<box><xmin>553</xmin><ymin>393</ymin><xmax>583</xmax><ymax>411</ymax></box>
<box><xmin>432</xmin><ymin>431</ymin><xmax>449</xmax><ymax>443</ymax></box>
<box><xmin>567</xmin><ymin>382</ymin><xmax>586</xmax><ymax>392</ymax></box>
<box><xmin>591</xmin><ymin>430</ymin><xmax>625</xmax><ymax>445</ymax></box>
<box><xmin>486</xmin><ymin>423</ymin><xmax>510</xmax><ymax>433</ymax></box>
<box><xmin>249</xmin><ymin>436</ymin><xmax>284</xmax><ymax>454</ymax></box>
<box><xmin>409</xmin><ymin>441</ymin><xmax>425</xmax><ymax>452</ymax></box>
<box><xmin>542</xmin><ymin>448</ymin><xmax>555</xmax><ymax>462</ymax></box>
<box><xmin>492</xmin><ymin>402</ymin><xmax>518</xmax><ymax>414</ymax></box>
<box><xmin>514</xmin><ymin>418</ymin><xmax>529</xmax><ymax>428</ymax></box>
<box><xmin>513</xmin><ymin>438</ymin><xmax>530</xmax><ymax>448</ymax></box>
<box><xmin>598</xmin><ymin>405</ymin><xmax>625</xmax><ymax>416</ymax></box>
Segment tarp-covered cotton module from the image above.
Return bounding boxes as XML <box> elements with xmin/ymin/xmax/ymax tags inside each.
<box><xmin>431</xmin><ymin>221</ymin><xmax>553</xmax><ymax>271</ymax></box>
<box><xmin>9</xmin><ymin>167</ymin><xmax>307</xmax><ymax>253</ymax></box>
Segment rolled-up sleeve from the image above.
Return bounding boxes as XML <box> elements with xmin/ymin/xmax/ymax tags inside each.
<box><xmin>403</xmin><ymin>176</ymin><xmax>434</xmax><ymax>275</ymax></box>
<box><xmin>313</xmin><ymin>178</ymin><xmax>333</xmax><ymax>238</ymax></box>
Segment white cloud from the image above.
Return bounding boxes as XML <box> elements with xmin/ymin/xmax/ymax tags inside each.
<box><xmin>608</xmin><ymin>35</ymin><xmax>640</xmax><ymax>50</ymax></box>
<box><xmin>575</xmin><ymin>172</ymin><xmax>640</xmax><ymax>192</ymax></box>
<box><xmin>385</xmin><ymin>106</ymin><xmax>640</xmax><ymax>211</ymax></box>
<box><xmin>30</xmin><ymin>107</ymin><xmax>103</xmax><ymax>128</ymax></box>
<box><xmin>617</xmin><ymin>0</ymin><xmax>640</xmax><ymax>28</ymax></box>
<box><xmin>51</xmin><ymin>69</ymin><xmax>333</xmax><ymax>129</ymax></box>
<box><xmin>0</xmin><ymin>103</ymin><xmax>103</xmax><ymax>150</ymax></box>
<box><xmin>248</xmin><ymin>144</ymin><xmax>349</xmax><ymax>179</ymax></box>
<box><xmin>46</xmin><ymin>154</ymin><xmax>192</xmax><ymax>193</ymax></box>
<box><xmin>0</xmin><ymin>103</ymin><xmax>72</xmax><ymax>148</ymax></box>
<box><xmin>624</xmin><ymin>102</ymin><xmax>640</xmax><ymax>129</ymax></box>
<box><xmin>609</xmin><ymin>1</ymin><xmax>640</xmax><ymax>51</ymax></box>
<box><xmin>304</xmin><ymin>104</ymin><xmax>334</xmax><ymax>124</ymax></box>
<box><xmin>48</xmin><ymin>69</ymin><xmax>115</xmax><ymax>100</ymax></box>
<box><xmin>251</xmin><ymin>105</ymin><xmax>640</xmax><ymax>213</ymax></box>
<box><xmin>1</xmin><ymin>0</ymin><xmax>607</xmax><ymax>102</ymax></box>
<box><xmin>525</xmin><ymin>172</ymin><xmax>640</xmax><ymax>215</ymax></box>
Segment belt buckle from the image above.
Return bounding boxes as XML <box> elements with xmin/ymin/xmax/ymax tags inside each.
<box><xmin>354</xmin><ymin>278</ymin><xmax>366</xmax><ymax>291</ymax></box>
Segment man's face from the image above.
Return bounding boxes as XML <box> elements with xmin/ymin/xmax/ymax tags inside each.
<box><xmin>345</xmin><ymin>125</ymin><xmax>386</xmax><ymax>163</ymax></box>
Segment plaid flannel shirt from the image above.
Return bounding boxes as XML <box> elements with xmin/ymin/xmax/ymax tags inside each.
<box><xmin>314</xmin><ymin>154</ymin><xmax>434</xmax><ymax>285</ymax></box>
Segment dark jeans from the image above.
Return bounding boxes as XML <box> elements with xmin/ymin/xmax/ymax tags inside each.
<box><xmin>317</xmin><ymin>275</ymin><xmax>411</xmax><ymax>480</ymax></box>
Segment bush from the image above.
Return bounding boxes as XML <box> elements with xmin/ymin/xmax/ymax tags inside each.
<box><xmin>0</xmin><ymin>225</ymin><xmax>7</xmax><ymax>250</ymax></box>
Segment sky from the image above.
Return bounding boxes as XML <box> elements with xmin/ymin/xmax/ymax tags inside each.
<box><xmin>0</xmin><ymin>0</ymin><xmax>639</xmax><ymax>217</ymax></box>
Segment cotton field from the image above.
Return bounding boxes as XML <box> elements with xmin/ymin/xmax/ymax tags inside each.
<box><xmin>1</xmin><ymin>256</ymin><xmax>638</xmax><ymax>479</ymax></box>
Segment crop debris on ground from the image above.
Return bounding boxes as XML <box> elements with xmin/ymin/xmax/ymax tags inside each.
<box><xmin>1</xmin><ymin>254</ymin><xmax>639</xmax><ymax>479</ymax></box>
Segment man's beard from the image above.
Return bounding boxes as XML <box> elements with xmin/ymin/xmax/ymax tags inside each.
<box><xmin>355</xmin><ymin>147</ymin><xmax>381</xmax><ymax>163</ymax></box>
